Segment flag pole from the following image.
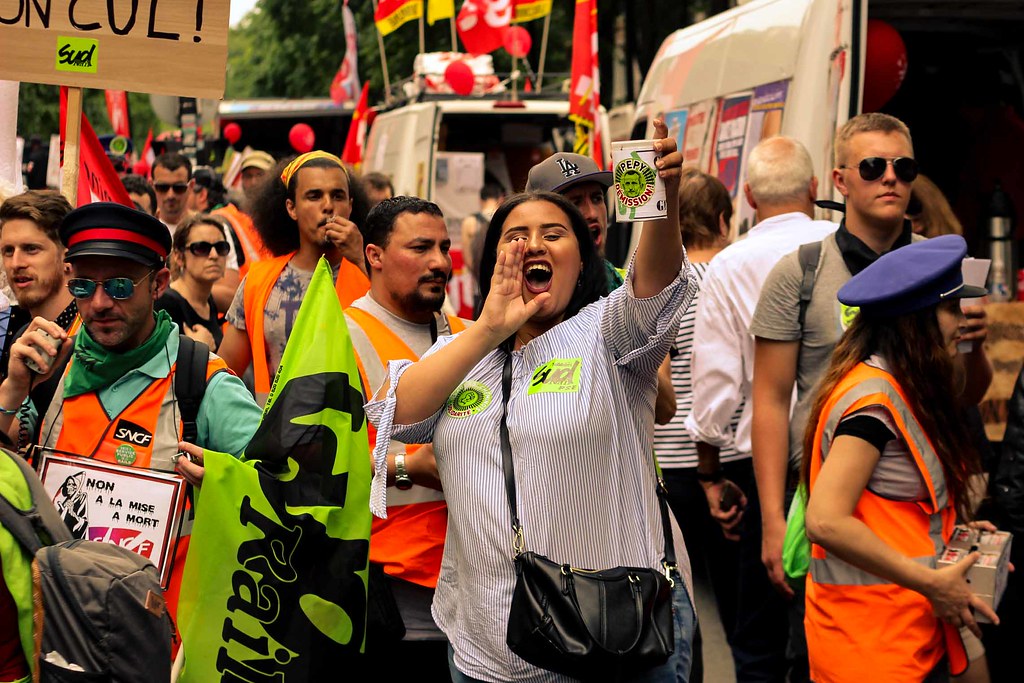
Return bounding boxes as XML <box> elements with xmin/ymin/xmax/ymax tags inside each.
<box><xmin>536</xmin><ymin>11</ymin><xmax>552</xmax><ymax>90</ymax></box>
<box><xmin>370</xmin><ymin>0</ymin><xmax>394</xmax><ymax>103</ymax></box>
<box><xmin>449</xmin><ymin>16</ymin><xmax>457</xmax><ymax>51</ymax></box>
<box><xmin>61</xmin><ymin>86</ymin><xmax>83</xmax><ymax>205</ymax></box>
<box><xmin>418</xmin><ymin>13</ymin><xmax>426</xmax><ymax>56</ymax></box>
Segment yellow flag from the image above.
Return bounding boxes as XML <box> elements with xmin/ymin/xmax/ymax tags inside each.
<box><xmin>428</xmin><ymin>0</ymin><xmax>455</xmax><ymax>25</ymax></box>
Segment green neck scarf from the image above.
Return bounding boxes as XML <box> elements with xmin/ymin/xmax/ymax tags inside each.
<box><xmin>64</xmin><ymin>310</ymin><xmax>174</xmax><ymax>398</ymax></box>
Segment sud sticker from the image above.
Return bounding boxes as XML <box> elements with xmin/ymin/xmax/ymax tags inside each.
<box><xmin>446</xmin><ymin>381</ymin><xmax>493</xmax><ymax>418</ymax></box>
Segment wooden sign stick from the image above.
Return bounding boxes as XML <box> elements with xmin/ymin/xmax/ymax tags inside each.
<box><xmin>61</xmin><ymin>86</ymin><xmax>83</xmax><ymax>205</ymax></box>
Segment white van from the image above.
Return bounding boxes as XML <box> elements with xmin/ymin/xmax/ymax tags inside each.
<box><xmin>631</xmin><ymin>0</ymin><xmax>1024</xmax><ymax>244</ymax></box>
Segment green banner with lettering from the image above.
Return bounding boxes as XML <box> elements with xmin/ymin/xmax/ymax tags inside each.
<box><xmin>177</xmin><ymin>258</ymin><xmax>371</xmax><ymax>680</ymax></box>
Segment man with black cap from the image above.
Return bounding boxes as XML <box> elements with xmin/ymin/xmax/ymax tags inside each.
<box><xmin>526</xmin><ymin>152</ymin><xmax>623</xmax><ymax>290</ymax></box>
<box><xmin>0</xmin><ymin>202</ymin><xmax>261</xmax><ymax>618</ymax></box>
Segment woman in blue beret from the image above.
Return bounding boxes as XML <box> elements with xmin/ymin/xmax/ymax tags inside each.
<box><xmin>800</xmin><ymin>235</ymin><xmax>996</xmax><ymax>682</ymax></box>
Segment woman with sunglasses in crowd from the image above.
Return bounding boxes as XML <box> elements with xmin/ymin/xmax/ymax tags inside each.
<box><xmin>366</xmin><ymin>120</ymin><xmax>698</xmax><ymax>682</ymax></box>
<box><xmin>801</xmin><ymin>235</ymin><xmax>998</xmax><ymax>682</ymax></box>
<box><xmin>156</xmin><ymin>215</ymin><xmax>230</xmax><ymax>351</ymax></box>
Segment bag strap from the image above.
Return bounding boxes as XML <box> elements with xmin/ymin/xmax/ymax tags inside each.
<box><xmin>498</xmin><ymin>353</ymin><xmax>676</xmax><ymax>572</ymax></box>
<box><xmin>0</xmin><ymin>449</ymin><xmax>73</xmax><ymax>554</ymax></box>
<box><xmin>797</xmin><ymin>241</ymin><xmax>823</xmax><ymax>330</ymax></box>
<box><xmin>174</xmin><ymin>335</ymin><xmax>210</xmax><ymax>444</ymax></box>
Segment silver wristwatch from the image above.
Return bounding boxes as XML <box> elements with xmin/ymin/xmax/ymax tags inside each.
<box><xmin>394</xmin><ymin>453</ymin><xmax>413</xmax><ymax>490</ymax></box>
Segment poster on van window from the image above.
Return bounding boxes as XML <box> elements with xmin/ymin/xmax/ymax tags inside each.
<box><xmin>712</xmin><ymin>93</ymin><xmax>753</xmax><ymax>199</ymax></box>
<box><xmin>664</xmin><ymin>109</ymin><xmax>689</xmax><ymax>159</ymax></box>
<box><xmin>682</xmin><ymin>99</ymin><xmax>718</xmax><ymax>171</ymax></box>
<box><xmin>735</xmin><ymin>80</ymin><xmax>790</xmax><ymax>235</ymax></box>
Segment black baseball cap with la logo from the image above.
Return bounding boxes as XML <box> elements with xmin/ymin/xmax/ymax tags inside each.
<box><xmin>526</xmin><ymin>152</ymin><xmax>613</xmax><ymax>194</ymax></box>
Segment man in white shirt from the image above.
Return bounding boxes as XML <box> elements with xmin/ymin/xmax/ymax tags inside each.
<box><xmin>684</xmin><ymin>136</ymin><xmax>835</xmax><ymax>682</ymax></box>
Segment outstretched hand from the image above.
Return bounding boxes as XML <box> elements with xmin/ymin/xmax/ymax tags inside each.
<box><xmin>477</xmin><ymin>240</ymin><xmax>550</xmax><ymax>344</ymax></box>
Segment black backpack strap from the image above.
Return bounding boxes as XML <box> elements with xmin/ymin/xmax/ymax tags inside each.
<box><xmin>174</xmin><ymin>335</ymin><xmax>211</xmax><ymax>444</ymax></box>
<box><xmin>0</xmin><ymin>449</ymin><xmax>73</xmax><ymax>554</ymax></box>
<box><xmin>797</xmin><ymin>241</ymin><xmax>823</xmax><ymax>331</ymax></box>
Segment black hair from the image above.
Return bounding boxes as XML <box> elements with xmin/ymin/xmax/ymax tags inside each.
<box><xmin>192</xmin><ymin>167</ymin><xmax>227</xmax><ymax>208</ymax></box>
<box><xmin>476</xmin><ymin>192</ymin><xmax>607</xmax><ymax>320</ymax></box>
<box><xmin>152</xmin><ymin>152</ymin><xmax>192</xmax><ymax>180</ymax></box>
<box><xmin>362</xmin><ymin>172</ymin><xmax>394</xmax><ymax>195</ymax></box>
<box><xmin>250</xmin><ymin>156</ymin><xmax>370</xmax><ymax>257</ymax></box>
<box><xmin>480</xmin><ymin>182</ymin><xmax>504</xmax><ymax>202</ymax></box>
<box><xmin>120</xmin><ymin>174</ymin><xmax>157</xmax><ymax>215</ymax></box>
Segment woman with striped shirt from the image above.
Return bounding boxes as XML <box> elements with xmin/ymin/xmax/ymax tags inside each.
<box><xmin>367</xmin><ymin>120</ymin><xmax>697</xmax><ymax>682</ymax></box>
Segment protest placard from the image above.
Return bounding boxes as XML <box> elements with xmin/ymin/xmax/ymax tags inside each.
<box><xmin>38</xmin><ymin>450</ymin><xmax>187</xmax><ymax>588</ymax></box>
<box><xmin>1</xmin><ymin>0</ymin><xmax>230</xmax><ymax>99</ymax></box>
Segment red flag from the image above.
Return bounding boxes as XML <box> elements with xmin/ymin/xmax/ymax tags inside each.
<box><xmin>569</xmin><ymin>0</ymin><xmax>602</xmax><ymax>167</ymax></box>
<box><xmin>104</xmin><ymin>90</ymin><xmax>131</xmax><ymax>138</ymax></box>
<box><xmin>457</xmin><ymin>0</ymin><xmax>512</xmax><ymax>55</ymax></box>
<box><xmin>60</xmin><ymin>88</ymin><xmax>134</xmax><ymax>207</ymax></box>
<box><xmin>375</xmin><ymin>0</ymin><xmax>422</xmax><ymax>36</ymax></box>
<box><xmin>341</xmin><ymin>83</ymin><xmax>371</xmax><ymax>170</ymax></box>
<box><xmin>330</xmin><ymin>1</ymin><xmax>361</xmax><ymax>104</ymax></box>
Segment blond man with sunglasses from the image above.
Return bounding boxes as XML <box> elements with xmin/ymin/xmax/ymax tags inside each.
<box><xmin>748</xmin><ymin>114</ymin><xmax>993</xmax><ymax>677</ymax></box>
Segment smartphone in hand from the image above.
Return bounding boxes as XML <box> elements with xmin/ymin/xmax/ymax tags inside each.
<box><xmin>719</xmin><ymin>481</ymin><xmax>745</xmax><ymax>512</ymax></box>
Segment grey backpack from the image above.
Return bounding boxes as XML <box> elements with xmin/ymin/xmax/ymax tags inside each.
<box><xmin>0</xmin><ymin>449</ymin><xmax>172</xmax><ymax>682</ymax></box>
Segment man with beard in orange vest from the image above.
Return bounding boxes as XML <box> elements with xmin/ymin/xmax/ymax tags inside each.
<box><xmin>345</xmin><ymin>197</ymin><xmax>467</xmax><ymax>676</ymax></box>
<box><xmin>0</xmin><ymin>202</ymin><xmax>261</xmax><ymax>631</ymax></box>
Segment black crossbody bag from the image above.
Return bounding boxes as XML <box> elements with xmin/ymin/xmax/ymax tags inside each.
<box><xmin>498</xmin><ymin>353</ymin><xmax>677</xmax><ymax>680</ymax></box>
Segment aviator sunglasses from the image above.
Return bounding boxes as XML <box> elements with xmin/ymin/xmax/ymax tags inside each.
<box><xmin>840</xmin><ymin>156</ymin><xmax>919</xmax><ymax>183</ymax></box>
<box><xmin>186</xmin><ymin>240</ymin><xmax>231</xmax><ymax>257</ymax></box>
<box><xmin>67</xmin><ymin>272</ymin><xmax>154</xmax><ymax>300</ymax></box>
<box><xmin>153</xmin><ymin>182</ymin><xmax>190</xmax><ymax>194</ymax></box>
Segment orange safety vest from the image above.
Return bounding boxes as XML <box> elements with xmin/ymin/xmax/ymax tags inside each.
<box><xmin>212</xmin><ymin>204</ymin><xmax>266</xmax><ymax>278</ymax></box>
<box><xmin>346</xmin><ymin>306</ymin><xmax>466</xmax><ymax>589</ymax></box>
<box><xmin>806</xmin><ymin>362</ymin><xmax>968</xmax><ymax>682</ymax></box>
<box><xmin>37</xmin><ymin>346</ymin><xmax>227</xmax><ymax>627</ymax></box>
<box><xmin>242</xmin><ymin>253</ymin><xmax>369</xmax><ymax>399</ymax></box>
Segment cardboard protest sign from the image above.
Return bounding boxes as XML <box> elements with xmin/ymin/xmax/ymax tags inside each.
<box><xmin>38</xmin><ymin>451</ymin><xmax>187</xmax><ymax>588</ymax></box>
<box><xmin>1</xmin><ymin>0</ymin><xmax>230</xmax><ymax>99</ymax></box>
<box><xmin>178</xmin><ymin>258</ymin><xmax>373</xmax><ymax>678</ymax></box>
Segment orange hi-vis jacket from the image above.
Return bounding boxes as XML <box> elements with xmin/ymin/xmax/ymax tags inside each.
<box><xmin>37</xmin><ymin>348</ymin><xmax>228</xmax><ymax>624</ymax></box>
<box><xmin>346</xmin><ymin>306</ymin><xmax>466</xmax><ymax>588</ymax></box>
<box><xmin>212</xmin><ymin>204</ymin><xmax>266</xmax><ymax>278</ymax></box>
<box><xmin>806</xmin><ymin>362</ymin><xmax>967</xmax><ymax>682</ymax></box>
<box><xmin>242</xmin><ymin>253</ymin><xmax>369</xmax><ymax>401</ymax></box>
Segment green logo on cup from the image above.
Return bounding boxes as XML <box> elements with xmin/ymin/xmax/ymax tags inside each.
<box><xmin>614</xmin><ymin>155</ymin><xmax>657</xmax><ymax>209</ymax></box>
<box><xmin>446</xmin><ymin>381</ymin><xmax>492</xmax><ymax>418</ymax></box>
<box><xmin>114</xmin><ymin>444</ymin><xmax>136</xmax><ymax>466</ymax></box>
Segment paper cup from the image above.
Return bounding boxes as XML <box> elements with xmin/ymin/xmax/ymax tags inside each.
<box><xmin>611</xmin><ymin>140</ymin><xmax>667</xmax><ymax>223</ymax></box>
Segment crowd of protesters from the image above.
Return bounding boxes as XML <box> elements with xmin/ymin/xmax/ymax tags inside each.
<box><xmin>0</xmin><ymin>110</ymin><xmax>1022</xmax><ymax>683</ymax></box>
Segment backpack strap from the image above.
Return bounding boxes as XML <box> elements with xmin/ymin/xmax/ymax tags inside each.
<box><xmin>174</xmin><ymin>335</ymin><xmax>210</xmax><ymax>445</ymax></box>
<box><xmin>0</xmin><ymin>449</ymin><xmax>73</xmax><ymax>554</ymax></box>
<box><xmin>797</xmin><ymin>241</ymin><xmax>824</xmax><ymax>331</ymax></box>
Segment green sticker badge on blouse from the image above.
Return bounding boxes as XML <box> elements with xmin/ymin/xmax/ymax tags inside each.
<box><xmin>447</xmin><ymin>381</ymin><xmax>493</xmax><ymax>418</ymax></box>
<box><xmin>529</xmin><ymin>358</ymin><xmax>582</xmax><ymax>395</ymax></box>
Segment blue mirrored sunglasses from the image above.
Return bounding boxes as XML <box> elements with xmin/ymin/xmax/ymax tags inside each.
<box><xmin>67</xmin><ymin>272</ymin><xmax>154</xmax><ymax>300</ymax></box>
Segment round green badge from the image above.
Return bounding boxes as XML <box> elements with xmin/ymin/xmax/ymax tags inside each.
<box><xmin>614</xmin><ymin>157</ymin><xmax>657</xmax><ymax>208</ymax></box>
<box><xmin>446</xmin><ymin>381</ymin><xmax>493</xmax><ymax>419</ymax></box>
<box><xmin>114</xmin><ymin>444</ymin><xmax>137</xmax><ymax>466</ymax></box>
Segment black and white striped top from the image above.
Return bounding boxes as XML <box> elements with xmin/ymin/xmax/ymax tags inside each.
<box><xmin>654</xmin><ymin>261</ymin><xmax>743</xmax><ymax>468</ymax></box>
<box><xmin>367</xmin><ymin>260</ymin><xmax>697</xmax><ymax>682</ymax></box>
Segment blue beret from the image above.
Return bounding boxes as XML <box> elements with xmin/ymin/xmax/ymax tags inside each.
<box><xmin>838</xmin><ymin>235</ymin><xmax>988</xmax><ymax>317</ymax></box>
<box><xmin>60</xmin><ymin>202</ymin><xmax>171</xmax><ymax>267</ymax></box>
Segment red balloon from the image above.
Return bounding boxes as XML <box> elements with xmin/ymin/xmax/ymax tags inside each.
<box><xmin>223</xmin><ymin>122</ymin><xmax>242</xmax><ymax>145</ymax></box>
<box><xmin>444</xmin><ymin>60</ymin><xmax>475</xmax><ymax>96</ymax></box>
<box><xmin>288</xmin><ymin>123</ymin><xmax>316</xmax><ymax>154</ymax></box>
<box><xmin>863</xmin><ymin>20</ymin><xmax>907</xmax><ymax>112</ymax></box>
<box><xmin>503</xmin><ymin>26</ymin><xmax>532</xmax><ymax>59</ymax></box>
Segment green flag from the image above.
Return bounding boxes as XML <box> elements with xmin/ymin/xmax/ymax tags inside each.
<box><xmin>177</xmin><ymin>258</ymin><xmax>372</xmax><ymax>680</ymax></box>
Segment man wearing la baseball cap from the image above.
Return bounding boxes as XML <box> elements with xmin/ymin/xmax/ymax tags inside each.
<box><xmin>526</xmin><ymin>152</ymin><xmax>622</xmax><ymax>289</ymax></box>
<box><xmin>0</xmin><ymin>202</ymin><xmax>261</xmax><ymax>621</ymax></box>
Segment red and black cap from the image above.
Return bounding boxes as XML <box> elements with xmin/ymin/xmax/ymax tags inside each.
<box><xmin>60</xmin><ymin>202</ymin><xmax>171</xmax><ymax>267</ymax></box>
